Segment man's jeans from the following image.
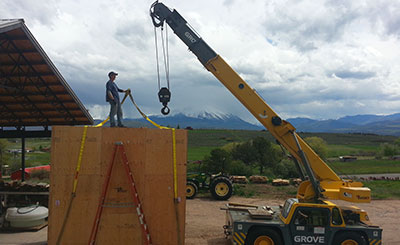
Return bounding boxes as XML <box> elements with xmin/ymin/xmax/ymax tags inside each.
<box><xmin>109</xmin><ymin>100</ymin><xmax>123</xmax><ymax>126</ymax></box>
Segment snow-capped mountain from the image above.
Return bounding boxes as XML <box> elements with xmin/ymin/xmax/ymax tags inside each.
<box><xmin>95</xmin><ymin>112</ymin><xmax>262</xmax><ymax>130</ymax></box>
<box><xmin>94</xmin><ymin>112</ymin><xmax>400</xmax><ymax>135</ymax></box>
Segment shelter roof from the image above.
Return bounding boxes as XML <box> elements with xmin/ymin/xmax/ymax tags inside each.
<box><xmin>0</xmin><ymin>19</ymin><xmax>93</xmax><ymax>127</ymax></box>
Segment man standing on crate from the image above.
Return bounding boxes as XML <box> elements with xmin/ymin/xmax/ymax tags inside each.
<box><xmin>106</xmin><ymin>71</ymin><xmax>128</xmax><ymax>127</ymax></box>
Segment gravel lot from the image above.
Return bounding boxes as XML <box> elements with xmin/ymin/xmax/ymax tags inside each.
<box><xmin>185</xmin><ymin>197</ymin><xmax>400</xmax><ymax>245</ymax></box>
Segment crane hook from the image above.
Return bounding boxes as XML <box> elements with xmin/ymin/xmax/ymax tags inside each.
<box><xmin>158</xmin><ymin>87</ymin><xmax>171</xmax><ymax>115</ymax></box>
<box><xmin>161</xmin><ymin>106</ymin><xmax>170</xmax><ymax>115</ymax></box>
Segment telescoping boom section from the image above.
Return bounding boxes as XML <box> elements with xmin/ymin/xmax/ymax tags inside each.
<box><xmin>150</xmin><ymin>2</ymin><xmax>370</xmax><ymax>203</ymax></box>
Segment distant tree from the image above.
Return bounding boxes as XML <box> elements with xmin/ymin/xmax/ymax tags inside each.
<box><xmin>394</xmin><ymin>138</ymin><xmax>400</xmax><ymax>147</ymax></box>
<box><xmin>221</xmin><ymin>142</ymin><xmax>240</xmax><ymax>153</ymax></box>
<box><xmin>231</xmin><ymin>137</ymin><xmax>282</xmax><ymax>175</ymax></box>
<box><xmin>176</xmin><ymin>124</ymin><xmax>180</xmax><ymax>129</ymax></box>
<box><xmin>231</xmin><ymin>141</ymin><xmax>257</xmax><ymax>165</ymax></box>
<box><xmin>304</xmin><ymin>137</ymin><xmax>328</xmax><ymax>160</ymax></box>
<box><xmin>273</xmin><ymin>158</ymin><xmax>300</xmax><ymax>178</ymax></box>
<box><xmin>380</xmin><ymin>143</ymin><xmax>398</xmax><ymax>157</ymax></box>
<box><xmin>202</xmin><ymin>148</ymin><xmax>232</xmax><ymax>174</ymax></box>
<box><xmin>229</xmin><ymin>160</ymin><xmax>254</xmax><ymax>176</ymax></box>
<box><xmin>252</xmin><ymin>137</ymin><xmax>282</xmax><ymax>174</ymax></box>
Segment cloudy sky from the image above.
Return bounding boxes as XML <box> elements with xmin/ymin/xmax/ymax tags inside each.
<box><xmin>1</xmin><ymin>0</ymin><xmax>400</xmax><ymax>123</ymax></box>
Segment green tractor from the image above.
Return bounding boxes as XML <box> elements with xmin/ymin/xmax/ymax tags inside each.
<box><xmin>186</xmin><ymin>172</ymin><xmax>233</xmax><ymax>200</ymax></box>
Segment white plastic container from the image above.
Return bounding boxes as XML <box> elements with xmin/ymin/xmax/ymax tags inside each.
<box><xmin>5</xmin><ymin>206</ymin><xmax>48</xmax><ymax>228</ymax></box>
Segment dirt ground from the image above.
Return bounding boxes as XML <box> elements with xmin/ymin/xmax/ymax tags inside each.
<box><xmin>0</xmin><ymin>197</ymin><xmax>399</xmax><ymax>244</ymax></box>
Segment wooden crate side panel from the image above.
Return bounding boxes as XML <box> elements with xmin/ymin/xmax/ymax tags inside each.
<box><xmin>97</xmin><ymin>212</ymin><xmax>142</xmax><ymax>244</ymax></box>
<box><xmin>175</xmin><ymin>129</ymin><xmax>188</xmax><ymax>245</ymax></box>
<box><xmin>48</xmin><ymin>126</ymin><xmax>102</xmax><ymax>245</ymax></box>
<box><xmin>144</xmin><ymin>129</ymin><xmax>187</xmax><ymax>245</ymax></box>
<box><xmin>48</xmin><ymin>127</ymin><xmax>187</xmax><ymax>245</ymax></box>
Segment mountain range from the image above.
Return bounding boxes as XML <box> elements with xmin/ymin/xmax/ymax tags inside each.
<box><xmin>287</xmin><ymin>113</ymin><xmax>400</xmax><ymax>136</ymax></box>
<box><xmin>95</xmin><ymin>112</ymin><xmax>262</xmax><ymax>130</ymax></box>
<box><xmin>95</xmin><ymin>112</ymin><xmax>400</xmax><ymax>136</ymax></box>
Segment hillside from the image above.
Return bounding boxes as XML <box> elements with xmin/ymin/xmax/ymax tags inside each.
<box><xmin>288</xmin><ymin>113</ymin><xmax>400</xmax><ymax>136</ymax></box>
<box><xmin>187</xmin><ymin>129</ymin><xmax>397</xmax><ymax>149</ymax></box>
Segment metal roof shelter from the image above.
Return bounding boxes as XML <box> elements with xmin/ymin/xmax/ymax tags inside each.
<box><xmin>0</xmin><ymin>19</ymin><xmax>94</xmax><ymax>180</ymax></box>
<box><xmin>0</xmin><ymin>19</ymin><xmax>93</xmax><ymax>139</ymax></box>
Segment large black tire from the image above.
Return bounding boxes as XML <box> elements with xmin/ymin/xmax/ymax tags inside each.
<box><xmin>246</xmin><ymin>228</ymin><xmax>282</xmax><ymax>245</ymax></box>
<box><xmin>332</xmin><ymin>232</ymin><xmax>367</xmax><ymax>245</ymax></box>
<box><xmin>210</xmin><ymin>176</ymin><xmax>233</xmax><ymax>200</ymax></box>
<box><xmin>186</xmin><ymin>181</ymin><xmax>198</xmax><ymax>199</ymax></box>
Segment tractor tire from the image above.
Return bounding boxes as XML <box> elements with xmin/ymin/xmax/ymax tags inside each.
<box><xmin>246</xmin><ymin>228</ymin><xmax>282</xmax><ymax>245</ymax></box>
<box><xmin>332</xmin><ymin>232</ymin><xmax>367</xmax><ymax>245</ymax></box>
<box><xmin>210</xmin><ymin>176</ymin><xmax>233</xmax><ymax>200</ymax></box>
<box><xmin>186</xmin><ymin>181</ymin><xmax>198</xmax><ymax>199</ymax></box>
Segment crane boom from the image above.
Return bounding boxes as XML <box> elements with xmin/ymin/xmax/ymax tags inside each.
<box><xmin>150</xmin><ymin>2</ymin><xmax>370</xmax><ymax>203</ymax></box>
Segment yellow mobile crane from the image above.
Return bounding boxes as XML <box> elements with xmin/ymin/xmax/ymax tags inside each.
<box><xmin>150</xmin><ymin>2</ymin><xmax>382</xmax><ymax>244</ymax></box>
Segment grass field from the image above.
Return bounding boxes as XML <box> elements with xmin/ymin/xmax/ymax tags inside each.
<box><xmin>327</xmin><ymin>144</ymin><xmax>377</xmax><ymax>157</ymax></box>
<box><xmin>328</xmin><ymin>159</ymin><xmax>400</xmax><ymax>175</ymax></box>
<box><xmin>7</xmin><ymin>138</ymin><xmax>51</xmax><ymax>150</ymax></box>
<box><xmin>230</xmin><ymin>181</ymin><xmax>400</xmax><ymax>200</ymax></box>
<box><xmin>4</xmin><ymin>138</ymin><xmax>51</xmax><ymax>170</ymax></box>
<box><xmin>188</xmin><ymin>129</ymin><xmax>272</xmax><ymax>148</ymax></box>
<box><xmin>363</xmin><ymin>180</ymin><xmax>400</xmax><ymax>199</ymax></box>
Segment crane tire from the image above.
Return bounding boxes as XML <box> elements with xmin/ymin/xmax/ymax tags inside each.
<box><xmin>333</xmin><ymin>231</ymin><xmax>367</xmax><ymax>245</ymax></box>
<box><xmin>246</xmin><ymin>228</ymin><xmax>282</xmax><ymax>245</ymax></box>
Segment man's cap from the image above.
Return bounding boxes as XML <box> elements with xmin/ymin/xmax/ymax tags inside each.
<box><xmin>108</xmin><ymin>71</ymin><xmax>118</xmax><ymax>77</ymax></box>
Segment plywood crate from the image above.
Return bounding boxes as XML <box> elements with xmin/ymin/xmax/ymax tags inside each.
<box><xmin>48</xmin><ymin>126</ymin><xmax>187</xmax><ymax>245</ymax></box>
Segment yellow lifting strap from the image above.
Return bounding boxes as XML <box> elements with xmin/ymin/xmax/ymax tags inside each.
<box><xmin>56</xmin><ymin>126</ymin><xmax>88</xmax><ymax>245</ymax></box>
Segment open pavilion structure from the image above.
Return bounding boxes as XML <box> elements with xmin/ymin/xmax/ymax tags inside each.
<box><xmin>0</xmin><ymin>19</ymin><xmax>94</xmax><ymax>180</ymax></box>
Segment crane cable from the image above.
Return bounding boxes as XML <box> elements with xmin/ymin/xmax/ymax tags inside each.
<box><xmin>153</xmin><ymin>22</ymin><xmax>171</xmax><ymax>115</ymax></box>
<box><xmin>153</xmin><ymin>27</ymin><xmax>161</xmax><ymax>93</ymax></box>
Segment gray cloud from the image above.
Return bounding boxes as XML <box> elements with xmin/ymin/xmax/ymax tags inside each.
<box><xmin>0</xmin><ymin>0</ymin><xmax>59</xmax><ymax>26</ymax></box>
<box><xmin>333</xmin><ymin>71</ymin><xmax>376</xmax><ymax>80</ymax></box>
<box><xmin>2</xmin><ymin>0</ymin><xmax>400</xmax><ymax>123</ymax></box>
<box><xmin>263</xmin><ymin>1</ymin><xmax>358</xmax><ymax>51</ymax></box>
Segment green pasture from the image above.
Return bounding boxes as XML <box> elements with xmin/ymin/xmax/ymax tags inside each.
<box><xmin>327</xmin><ymin>144</ymin><xmax>378</xmax><ymax>157</ymax></box>
<box><xmin>232</xmin><ymin>181</ymin><xmax>400</xmax><ymax>200</ymax></box>
<box><xmin>328</xmin><ymin>159</ymin><xmax>400</xmax><ymax>175</ymax></box>
<box><xmin>298</xmin><ymin>132</ymin><xmax>397</xmax><ymax>145</ymax></box>
<box><xmin>363</xmin><ymin>181</ymin><xmax>400</xmax><ymax>200</ymax></box>
<box><xmin>7</xmin><ymin>138</ymin><xmax>51</xmax><ymax>151</ymax></box>
<box><xmin>187</xmin><ymin>146</ymin><xmax>215</xmax><ymax>162</ymax></box>
<box><xmin>188</xmin><ymin>129</ymin><xmax>272</xmax><ymax>148</ymax></box>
